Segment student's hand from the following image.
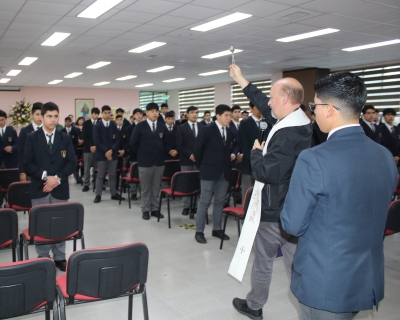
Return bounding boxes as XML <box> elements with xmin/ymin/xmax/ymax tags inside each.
<box><xmin>237</xmin><ymin>153</ymin><xmax>243</xmax><ymax>163</ymax></box>
<box><xmin>230</xmin><ymin>154</ymin><xmax>236</xmax><ymax>161</ymax></box>
<box><xmin>78</xmin><ymin>139</ymin><xmax>83</xmax><ymax>146</ymax></box>
<box><xmin>252</xmin><ymin>139</ymin><xmax>265</xmax><ymax>151</ymax></box>
<box><xmin>394</xmin><ymin>156</ymin><xmax>399</xmax><ymax>164</ymax></box>
<box><xmin>105</xmin><ymin>149</ymin><xmax>112</xmax><ymax>157</ymax></box>
<box><xmin>118</xmin><ymin>150</ymin><xmax>125</xmax><ymax>156</ymax></box>
<box><xmin>20</xmin><ymin>173</ymin><xmax>27</xmax><ymax>182</ymax></box>
<box><xmin>46</xmin><ymin>176</ymin><xmax>60</xmax><ymax>188</ymax></box>
<box><xmin>169</xmin><ymin>150</ymin><xmax>178</xmax><ymax>157</ymax></box>
<box><xmin>43</xmin><ymin>184</ymin><xmax>54</xmax><ymax>193</ymax></box>
<box><xmin>190</xmin><ymin>155</ymin><xmax>196</xmax><ymax>162</ymax></box>
<box><xmin>90</xmin><ymin>146</ymin><xmax>96</xmax><ymax>153</ymax></box>
<box><xmin>4</xmin><ymin>146</ymin><xmax>12</xmax><ymax>153</ymax></box>
<box><xmin>230</xmin><ymin>64</ymin><xmax>250</xmax><ymax>89</ymax></box>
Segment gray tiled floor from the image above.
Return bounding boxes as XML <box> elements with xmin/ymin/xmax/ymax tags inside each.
<box><xmin>3</xmin><ymin>177</ymin><xmax>400</xmax><ymax>320</ymax></box>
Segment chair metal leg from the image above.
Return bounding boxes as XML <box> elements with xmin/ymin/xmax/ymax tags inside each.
<box><xmin>81</xmin><ymin>235</ymin><xmax>85</xmax><ymax>249</ymax></box>
<box><xmin>233</xmin><ymin>192</ymin><xmax>237</xmax><ymax>207</ymax></box>
<box><xmin>167</xmin><ymin>196</ymin><xmax>171</xmax><ymax>229</ymax></box>
<box><xmin>119</xmin><ymin>179</ymin><xmax>123</xmax><ymax>205</ymax></box>
<box><xmin>189</xmin><ymin>196</ymin><xmax>193</xmax><ymax>219</ymax></box>
<box><xmin>73</xmin><ymin>239</ymin><xmax>76</xmax><ymax>252</ymax></box>
<box><xmin>12</xmin><ymin>246</ymin><xmax>16</xmax><ymax>262</ymax></box>
<box><xmin>19</xmin><ymin>234</ymin><xmax>24</xmax><ymax>261</ymax></box>
<box><xmin>157</xmin><ymin>192</ymin><xmax>163</xmax><ymax>222</ymax></box>
<box><xmin>56</xmin><ymin>286</ymin><xmax>66</xmax><ymax>320</ymax></box>
<box><xmin>23</xmin><ymin>237</ymin><xmax>29</xmax><ymax>260</ymax></box>
<box><xmin>16</xmin><ymin>242</ymin><xmax>21</xmax><ymax>261</ymax></box>
<box><xmin>220</xmin><ymin>214</ymin><xmax>229</xmax><ymax>249</ymax></box>
<box><xmin>237</xmin><ymin>217</ymin><xmax>241</xmax><ymax>237</ymax></box>
<box><xmin>142</xmin><ymin>288</ymin><xmax>149</xmax><ymax>320</ymax></box>
<box><xmin>127</xmin><ymin>184</ymin><xmax>131</xmax><ymax>209</ymax></box>
<box><xmin>128</xmin><ymin>294</ymin><xmax>133</xmax><ymax>320</ymax></box>
<box><xmin>53</xmin><ymin>295</ymin><xmax>59</xmax><ymax>320</ymax></box>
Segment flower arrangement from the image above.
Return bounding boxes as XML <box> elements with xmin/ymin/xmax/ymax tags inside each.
<box><xmin>8</xmin><ymin>98</ymin><xmax>32</xmax><ymax>126</ymax></box>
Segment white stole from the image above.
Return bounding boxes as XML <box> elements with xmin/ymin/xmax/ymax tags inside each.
<box><xmin>228</xmin><ymin>108</ymin><xmax>310</xmax><ymax>282</ymax></box>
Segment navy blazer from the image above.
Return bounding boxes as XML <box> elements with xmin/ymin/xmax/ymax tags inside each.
<box><xmin>0</xmin><ymin>126</ymin><xmax>18</xmax><ymax>169</ymax></box>
<box><xmin>82</xmin><ymin>119</ymin><xmax>97</xmax><ymax>153</ymax></box>
<box><xmin>380</xmin><ymin>124</ymin><xmax>400</xmax><ymax>159</ymax></box>
<box><xmin>125</xmin><ymin>123</ymin><xmax>136</xmax><ymax>162</ymax></box>
<box><xmin>130</xmin><ymin>120</ymin><xmax>171</xmax><ymax>167</ymax></box>
<box><xmin>281</xmin><ymin>126</ymin><xmax>397</xmax><ymax>313</ymax></box>
<box><xmin>61</xmin><ymin>126</ymin><xmax>79</xmax><ymax>154</ymax></box>
<box><xmin>193</xmin><ymin>122</ymin><xmax>233</xmax><ymax>182</ymax></box>
<box><xmin>24</xmin><ymin>128</ymin><xmax>76</xmax><ymax>200</ymax></box>
<box><xmin>176</xmin><ymin>122</ymin><xmax>200</xmax><ymax>166</ymax></box>
<box><xmin>93</xmin><ymin>121</ymin><xmax>120</xmax><ymax>161</ymax></box>
<box><xmin>18</xmin><ymin>124</ymin><xmax>34</xmax><ymax>173</ymax></box>
<box><xmin>359</xmin><ymin>119</ymin><xmax>382</xmax><ymax>144</ymax></box>
<box><xmin>165</xmin><ymin>125</ymin><xmax>178</xmax><ymax>160</ymax></box>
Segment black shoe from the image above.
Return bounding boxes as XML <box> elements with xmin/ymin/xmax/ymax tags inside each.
<box><xmin>212</xmin><ymin>230</ymin><xmax>230</xmax><ymax>240</ymax></box>
<box><xmin>82</xmin><ymin>186</ymin><xmax>89</xmax><ymax>192</ymax></box>
<box><xmin>182</xmin><ymin>208</ymin><xmax>190</xmax><ymax>216</ymax></box>
<box><xmin>195</xmin><ymin>232</ymin><xmax>207</xmax><ymax>244</ymax></box>
<box><xmin>111</xmin><ymin>193</ymin><xmax>125</xmax><ymax>201</ymax></box>
<box><xmin>142</xmin><ymin>211</ymin><xmax>150</xmax><ymax>220</ymax></box>
<box><xmin>94</xmin><ymin>196</ymin><xmax>101</xmax><ymax>203</ymax></box>
<box><xmin>131</xmin><ymin>194</ymin><xmax>138</xmax><ymax>201</ymax></box>
<box><xmin>76</xmin><ymin>179</ymin><xmax>82</xmax><ymax>184</ymax></box>
<box><xmin>54</xmin><ymin>259</ymin><xmax>67</xmax><ymax>272</ymax></box>
<box><xmin>232</xmin><ymin>298</ymin><xmax>263</xmax><ymax>320</ymax></box>
<box><xmin>151</xmin><ymin>211</ymin><xmax>164</xmax><ymax>219</ymax></box>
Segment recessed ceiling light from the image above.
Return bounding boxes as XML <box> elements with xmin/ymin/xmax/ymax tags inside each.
<box><xmin>129</xmin><ymin>41</ymin><xmax>167</xmax><ymax>53</ymax></box>
<box><xmin>276</xmin><ymin>28</ymin><xmax>340</xmax><ymax>42</ymax></box>
<box><xmin>191</xmin><ymin>12</ymin><xmax>252</xmax><ymax>32</ymax></box>
<box><xmin>135</xmin><ymin>83</ymin><xmax>154</xmax><ymax>88</ymax></box>
<box><xmin>18</xmin><ymin>57</ymin><xmax>38</xmax><ymax>66</ymax></box>
<box><xmin>41</xmin><ymin>32</ymin><xmax>71</xmax><ymax>46</ymax></box>
<box><xmin>116</xmin><ymin>75</ymin><xmax>137</xmax><ymax>81</ymax></box>
<box><xmin>64</xmin><ymin>72</ymin><xmax>83</xmax><ymax>78</ymax></box>
<box><xmin>163</xmin><ymin>78</ymin><xmax>185</xmax><ymax>83</ymax></box>
<box><xmin>202</xmin><ymin>49</ymin><xmax>243</xmax><ymax>59</ymax></box>
<box><xmin>146</xmin><ymin>66</ymin><xmax>174</xmax><ymax>73</ymax></box>
<box><xmin>78</xmin><ymin>0</ymin><xmax>123</xmax><ymax>19</ymax></box>
<box><xmin>0</xmin><ymin>78</ymin><xmax>10</xmax><ymax>83</ymax></box>
<box><xmin>342</xmin><ymin>39</ymin><xmax>400</xmax><ymax>52</ymax></box>
<box><xmin>93</xmin><ymin>81</ymin><xmax>110</xmax><ymax>86</ymax></box>
<box><xmin>48</xmin><ymin>80</ymin><xmax>63</xmax><ymax>85</ymax></box>
<box><xmin>7</xmin><ymin>70</ymin><xmax>21</xmax><ymax>76</ymax></box>
<box><xmin>86</xmin><ymin>61</ymin><xmax>111</xmax><ymax>69</ymax></box>
<box><xmin>199</xmin><ymin>70</ymin><xmax>228</xmax><ymax>76</ymax></box>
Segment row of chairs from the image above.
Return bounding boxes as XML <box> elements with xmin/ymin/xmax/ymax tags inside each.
<box><xmin>0</xmin><ymin>243</ymin><xmax>149</xmax><ymax>320</ymax></box>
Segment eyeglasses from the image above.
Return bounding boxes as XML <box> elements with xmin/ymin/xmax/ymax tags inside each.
<box><xmin>309</xmin><ymin>102</ymin><xmax>341</xmax><ymax>113</ymax></box>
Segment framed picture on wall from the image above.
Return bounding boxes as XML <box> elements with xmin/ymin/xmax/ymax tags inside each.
<box><xmin>75</xmin><ymin>99</ymin><xmax>94</xmax><ymax>120</ymax></box>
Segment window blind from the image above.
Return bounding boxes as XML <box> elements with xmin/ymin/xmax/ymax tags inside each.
<box><xmin>179</xmin><ymin>86</ymin><xmax>215</xmax><ymax>116</ymax></box>
<box><xmin>231</xmin><ymin>79</ymin><xmax>272</xmax><ymax>111</ymax></box>
<box><xmin>139</xmin><ymin>91</ymin><xmax>168</xmax><ymax>110</ymax></box>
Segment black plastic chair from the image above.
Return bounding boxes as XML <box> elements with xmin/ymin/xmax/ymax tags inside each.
<box><xmin>56</xmin><ymin>243</ymin><xmax>149</xmax><ymax>320</ymax></box>
<box><xmin>0</xmin><ymin>209</ymin><xmax>20</xmax><ymax>261</ymax></box>
<box><xmin>220</xmin><ymin>187</ymin><xmax>253</xmax><ymax>249</ymax></box>
<box><xmin>120</xmin><ymin>162</ymin><xmax>140</xmax><ymax>208</ymax></box>
<box><xmin>385</xmin><ymin>200</ymin><xmax>400</xmax><ymax>238</ymax></box>
<box><xmin>0</xmin><ymin>168</ymin><xmax>20</xmax><ymax>196</ymax></box>
<box><xmin>6</xmin><ymin>181</ymin><xmax>32</xmax><ymax>214</ymax></box>
<box><xmin>162</xmin><ymin>160</ymin><xmax>181</xmax><ymax>185</ymax></box>
<box><xmin>227</xmin><ymin>168</ymin><xmax>240</xmax><ymax>207</ymax></box>
<box><xmin>20</xmin><ymin>202</ymin><xmax>85</xmax><ymax>260</ymax></box>
<box><xmin>0</xmin><ymin>258</ymin><xmax>58</xmax><ymax>320</ymax></box>
<box><xmin>159</xmin><ymin>171</ymin><xmax>200</xmax><ymax>228</ymax></box>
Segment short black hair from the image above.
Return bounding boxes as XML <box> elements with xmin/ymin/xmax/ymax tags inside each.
<box><xmin>215</xmin><ymin>104</ymin><xmax>231</xmax><ymax>116</ymax></box>
<box><xmin>160</xmin><ymin>103</ymin><xmax>168</xmax><ymax>109</ymax></box>
<box><xmin>249</xmin><ymin>101</ymin><xmax>254</xmax><ymax>108</ymax></box>
<box><xmin>383</xmin><ymin>108</ymin><xmax>396</xmax><ymax>116</ymax></box>
<box><xmin>132</xmin><ymin>108</ymin><xmax>142</xmax><ymax>115</ymax></box>
<box><xmin>65</xmin><ymin>117</ymin><xmax>72</xmax><ymax>122</ymax></box>
<box><xmin>204</xmin><ymin>111</ymin><xmax>211</xmax><ymax>115</ymax></box>
<box><xmin>146</xmin><ymin>103</ymin><xmax>159</xmax><ymax>111</ymax></box>
<box><xmin>170</xmin><ymin>110</ymin><xmax>175</xmax><ymax>115</ymax></box>
<box><xmin>314</xmin><ymin>71</ymin><xmax>367</xmax><ymax>119</ymax></box>
<box><xmin>68</xmin><ymin>114</ymin><xmax>73</xmax><ymax>118</ymax></box>
<box><xmin>32</xmin><ymin>102</ymin><xmax>43</xmax><ymax>113</ymax></box>
<box><xmin>362</xmin><ymin>105</ymin><xmax>375</xmax><ymax>114</ymax></box>
<box><xmin>300</xmin><ymin>104</ymin><xmax>306</xmax><ymax>112</ymax></box>
<box><xmin>242</xmin><ymin>110</ymin><xmax>249</xmax><ymax>115</ymax></box>
<box><xmin>0</xmin><ymin>110</ymin><xmax>7</xmax><ymax>118</ymax></box>
<box><xmin>115</xmin><ymin>114</ymin><xmax>123</xmax><ymax>120</ymax></box>
<box><xmin>232</xmin><ymin>105</ymin><xmax>241</xmax><ymax>112</ymax></box>
<box><xmin>212</xmin><ymin>115</ymin><xmax>217</xmax><ymax>121</ymax></box>
<box><xmin>116</xmin><ymin>108</ymin><xmax>124</xmax><ymax>114</ymax></box>
<box><xmin>91</xmin><ymin>107</ymin><xmax>100</xmax><ymax>115</ymax></box>
<box><xmin>41</xmin><ymin>102</ymin><xmax>59</xmax><ymax>116</ymax></box>
<box><xmin>187</xmin><ymin>106</ymin><xmax>198</xmax><ymax>113</ymax></box>
<box><xmin>102</xmin><ymin>105</ymin><xmax>111</xmax><ymax>112</ymax></box>
<box><xmin>165</xmin><ymin>111</ymin><xmax>175</xmax><ymax>118</ymax></box>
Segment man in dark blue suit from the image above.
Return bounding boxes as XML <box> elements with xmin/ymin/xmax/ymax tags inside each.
<box><xmin>193</xmin><ymin>104</ymin><xmax>236</xmax><ymax>244</ymax></box>
<box><xmin>61</xmin><ymin>117</ymin><xmax>80</xmax><ymax>183</ymax></box>
<box><xmin>93</xmin><ymin>105</ymin><xmax>124</xmax><ymax>203</ymax></box>
<box><xmin>164</xmin><ymin>111</ymin><xmax>179</xmax><ymax>161</ymax></box>
<box><xmin>130</xmin><ymin>103</ymin><xmax>177</xmax><ymax>220</ymax></box>
<box><xmin>199</xmin><ymin>110</ymin><xmax>211</xmax><ymax>127</ymax></box>
<box><xmin>380</xmin><ymin>108</ymin><xmax>400</xmax><ymax>172</ymax></box>
<box><xmin>0</xmin><ymin>110</ymin><xmax>18</xmax><ymax>169</ymax></box>
<box><xmin>360</xmin><ymin>105</ymin><xmax>382</xmax><ymax>144</ymax></box>
<box><xmin>281</xmin><ymin>72</ymin><xmax>398</xmax><ymax>319</ymax></box>
<box><xmin>18</xmin><ymin>102</ymin><xmax>43</xmax><ymax>181</ymax></box>
<box><xmin>24</xmin><ymin>102</ymin><xmax>76</xmax><ymax>271</ymax></box>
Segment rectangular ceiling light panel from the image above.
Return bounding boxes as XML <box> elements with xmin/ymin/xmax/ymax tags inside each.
<box><xmin>129</xmin><ymin>41</ymin><xmax>166</xmax><ymax>53</ymax></box>
<box><xmin>276</xmin><ymin>28</ymin><xmax>340</xmax><ymax>42</ymax></box>
<box><xmin>342</xmin><ymin>39</ymin><xmax>400</xmax><ymax>52</ymax></box>
<box><xmin>86</xmin><ymin>61</ymin><xmax>111</xmax><ymax>69</ymax></box>
<box><xmin>41</xmin><ymin>32</ymin><xmax>71</xmax><ymax>46</ymax></box>
<box><xmin>199</xmin><ymin>70</ymin><xmax>228</xmax><ymax>76</ymax></box>
<box><xmin>64</xmin><ymin>72</ymin><xmax>83</xmax><ymax>78</ymax></box>
<box><xmin>7</xmin><ymin>70</ymin><xmax>21</xmax><ymax>76</ymax></box>
<box><xmin>18</xmin><ymin>57</ymin><xmax>38</xmax><ymax>65</ymax></box>
<box><xmin>146</xmin><ymin>66</ymin><xmax>174</xmax><ymax>73</ymax></box>
<box><xmin>191</xmin><ymin>12</ymin><xmax>252</xmax><ymax>32</ymax></box>
<box><xmin>78</xmin><ymin>0</ymin><xmax>123</xmax><ymax>19</ymax></box>
<box><xmin>202</xmin><ymin>49</ymin><xmax>243</xmax><ymax>59</ymax></box>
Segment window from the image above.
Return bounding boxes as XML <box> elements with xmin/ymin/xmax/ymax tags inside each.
<box><xmin>179</xmin><ymin>87</ymin><xmax>215</xmax><ymax>115</ymax></box>
<box><xmin>347</xmin><ymin>65</ymin><xmax>400</xmax><ymax>112</ymax></box>
<box><xmin>139</xmin><ymin>91</ymin><xmax>168</xmax><ymax>110</ymax></box>
<box><xmin>231</xmin><ymin>79</ymin><xmax>272</xmax><ymax>111</ymax></box>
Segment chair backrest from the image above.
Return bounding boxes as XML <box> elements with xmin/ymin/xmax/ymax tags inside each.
<box><xmin>0</xmin><ymin>169</ymin><xmax>20</xmax><ymax>192</ymax></box>
<box><xmin>0</xmin><ymin>258</ymin><xmax>55</xmax><ymax>319</ymax></box>
<box><xmin>29</xmin><ymin>202</ymin><xmax>84</xmax><ymax>239</ymax></box>
<box><xmin>171</xmin><ymin>171</ymin><xmax>200</xmax><ymax>194</ymax></box>
<box><xmin>227</xmin><ymin>169</ymin><xmax>240</xmax><ymax>192</ymax></box>
<box><xmin>7</xmin><ymin>182</ymin><xmax>32</xmax><ymax>209</ymax></box>
<box><xmin>386</xmin><ymin>200</ymin><xmax>400</xmax><ymax>235</ymax></box>
<box><xmin>243</xmin><ymin>187</ymin><xmax>254</xmax><ymax>213</ymax></box>
<box><xmin>130</xmin><ymin>162</ymin><xmax>139</xmax><ymax>179</ymax></box>
<box><xmin>0</xmin><ymin>209</ymin><xmax>18</xmax><ymax>246</ymax></box>
<box><xmin>66</xmin><ymin>243</ymin><xmax>149</xmax><ymax>300</ymax></box>
<box><xmin>163</xmin><ymin>160</ymin><xmax>181</xmax><ymax>178</ymax></box>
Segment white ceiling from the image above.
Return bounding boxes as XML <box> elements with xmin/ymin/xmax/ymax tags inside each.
<box><xmin>0</xmin><ymin>0</ymin><xmax>399</xmax><ymax>91</ymax></box>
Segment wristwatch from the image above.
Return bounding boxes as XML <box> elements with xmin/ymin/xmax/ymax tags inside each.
<box><xmin>43</xmin><ymin>176</ymin><xmax>48</xmax><ymax>182</ymax></box>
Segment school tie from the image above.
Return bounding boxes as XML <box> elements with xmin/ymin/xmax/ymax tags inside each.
<box><xmin>106</xmin><ymin>122</ymin><xmax>109</xmax><ymax>128</ymax></box>
<box><xmin>222</xmin><ymin>127</ymin><xmax>226</xmax><ymax>145</ymax></box>
<box><xmin>257</xmin><ymin>121</ymin><xmax>260</xmax><ymax>129</ymax></box>
<box><xmin>237</xmin><ymin>123</ymin><xmax>240</xmax><ymax>130</ymax></box>
<box><xmin>152</xmin><ymin>123</ymin><xmax>156</xmax><ymax>133</ymax></box>
<box><xmin>169</xmin><ymin>126</ymin><xmax>172</xmax><ymax>132</ymax></box>
<box><xmin>47</xmin><ymin>134</ymin><xmax>53</xmax><ymax>152</ymax></box>
<box><xmin>370</xmin><ymin>123</ymin><xmax>375</xmax><ymax>132</ymax></box>
<box><xmin>192</xmin><ymin>124</ymin><xmax>196</xmax><ymax>137</ymax></box>
<box><xmin>1</xmin><ymin>128</ymin><xmax>4</xmax><ymax>137</ymax></box>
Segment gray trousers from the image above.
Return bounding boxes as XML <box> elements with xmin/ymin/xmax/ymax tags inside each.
<box><xmin>181</xmin><ymin>164</ymin><xmax>198</xmax><ymax>209</ymax></box>
<box><xmin>129</xmin><ymin>161</ymin><xmax>139</xmax><ymax>196</ymax></box>
<box><xmin>138</xmin><ymin>165</ymin><xmax>164</xmax><ymax>212</ymax></box>
<box><xmin>95</xmin><ymin>160</ymin><xmax>118</xmax><ymax>196</ymax></box>
<box><xmin>247</xmin><ymin>221</ymin><xmax>298</xmax><ymax>310</ymax></box>
<box><xmin>241</xmin><ymin>173</ymin><xmax>255</xmax><ymax>201</ymax></box>
<box><xmin>83</xmin><ymin>152</ymin><xmax>97</xmax><ymax>187</ymax></box>
<box><xmin>32</xmin><ymin>194</ymin><xmax>67</xmax><ymax>261</ymax></box>
<box><xmin>196</xmin><ymin>175</ymin><xmax>229</xmax><ymax>233</ymax></box>
<box><xmin>300</xmin><ymin>303</ymin><xmax>358</xmax><ymax>320</ymax></box>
